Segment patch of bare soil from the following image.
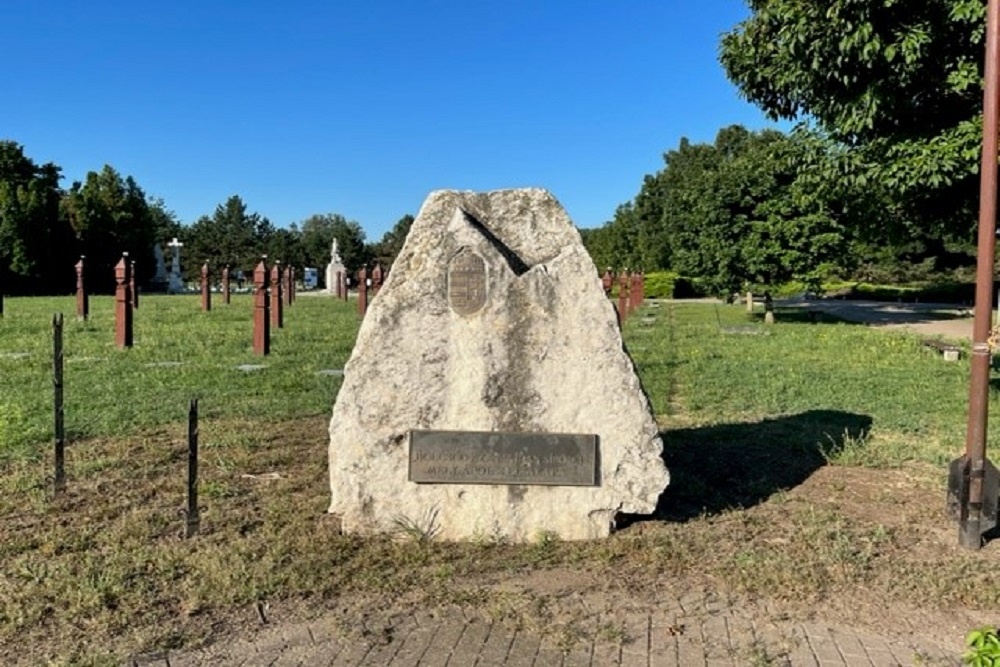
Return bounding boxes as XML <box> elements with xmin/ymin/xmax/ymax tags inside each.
<box><xmin>2</xmin><ymin>419</ymin><xmax>997</xmax><ymax>665</ymax></box>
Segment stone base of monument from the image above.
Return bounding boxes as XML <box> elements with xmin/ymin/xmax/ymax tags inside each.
<box><xmin>328</xmin><ymin>189</ymin><xmax>669</xmax><ymax>542</ymax></box>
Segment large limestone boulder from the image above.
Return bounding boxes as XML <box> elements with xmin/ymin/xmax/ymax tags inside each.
<box><xmin>328</xmin><ymin>189</ymin><xmax>668</xmax><ymax>541</ymax></box>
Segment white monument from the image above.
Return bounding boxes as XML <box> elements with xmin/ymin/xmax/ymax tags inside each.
<box><xmin>328</xmin><ymin>189</ymin><xmax>669</xmax><ymax>542</ymax></box>
<box><xmin>152</xmin><ymin>244</ymin><xmax>169</xmax><ymax>285</ymax></box>
<box><xmin>167</xmin><ymin>237</ymin><xmax>184</xmax><ymax>294</ymax></box>
<box><xmin>325</xmin><ymin>238</ymin><xmax>346</xmax><ymax>296</ymax></box>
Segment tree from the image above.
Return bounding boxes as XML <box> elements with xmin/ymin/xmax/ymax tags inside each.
<box><xmin>369</xmin><ymin>214</ymin><xmax>414</xmax><ymax>269</ymax></box>
<box><xmin>264</xmin><ymin>227</ymin><xmax>306</xmax><ymax>271</ymax></box>
<box><xmin>666</xmin><ymin>127</ymin><xmax>853</xmax><ymax>295</ymax></box>
<box><xmin>298</xmin><ymin>213</ymin><xmax>369</xmax><ymax>278</ymax></box>
<box><xmin>0</xmin><ymin>141</ymin><xmax>70</xmax><ymax>294</ymax></box>
<box><xmin>62</xmin><ymin>165</ymin><xmax>157</xmax><ymax>292</ymax></box>
<box><xmin>720</xmin><ymin>0</ymin><xmax>987</xmax><ymax>241</ymax></box>
<box><xmin>147</xmin><ymin>197</ymin><xmax>182</xmax><ymax>245</ymax></box>
<box><xmin>184</xmin><ymin>195</ymin><xmax>272</xmax><ymax>282</ymax></box>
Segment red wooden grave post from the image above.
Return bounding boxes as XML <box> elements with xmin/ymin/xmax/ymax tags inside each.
<box><xmin>271</xmin><ymin>262</ymin><xmax>283</xmax><ymax>329</ymax></box>
<box><xmin>335</xmin><ymin>270</ymin><xmax>343</xmax><ymax>299</ymax></box>
<box><xmin>201</xmin><ymin>262</ymin><xmax>211</xmax><ymax>312</ymax></box>
<box><xmin>115</xmin><ymin>254</ymin><xmax>133</xmax><ymax>348</ymax></box>
<box><xmin>629</xmin><ymin>271</ymin><xmax>641</xmax><ymax>313</ymax></box>
<box><xmin>601</xmin><ymin>268</ymin><xmax>613</xmax><ymax>296</ymax></box>
<box><xmin>358</xmin><ymin>266</ymin><xmax>368</xmax><ymax>316</ymax></box>
<box><xmin>75</xmin><ymin>256</ymin><xmax>89</xmax><ymax>320</ymax></box>
<box><xmin>253</xmin><ymin>258</ymin><xmax>269</xmax><ymax>356</ymax></box>
<box><xmin>341</xmin><ymin>272</ymin><xmax>348</xmax><ymax>301</ymax></box>
<box><xmin>372</xmin><ymin>263</ymin><xmax>384</xmax><ymax>296</ymax></box>
<box><xmin>617</xmin><ymin>270</ymin><xmax>630</xmax><ymax>324</ymax></box>
<box><xmin>222</xmin><ymin>265</ymin><xmax>231</xmax><ymax>305</ymax></box>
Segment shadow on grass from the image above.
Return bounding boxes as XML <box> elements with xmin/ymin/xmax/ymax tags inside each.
<box><xmin>622</xmin><ymin>409</ymin><xmax>873</xmax><ymax>525</ymax></box>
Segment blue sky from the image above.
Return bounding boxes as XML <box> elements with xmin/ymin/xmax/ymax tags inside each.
<box><xmin>2</xmin><ymin>1</ymin><xmax>781</xmax><ymax>240</ymax></box>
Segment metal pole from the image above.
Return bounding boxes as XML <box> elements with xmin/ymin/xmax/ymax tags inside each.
<box><xmin>185</xmin><ymin>399</ymin><xmax>200</xmax><ymax>538</ymax></box>
<box><xmin>53</xmin><ymin>313</ymin><xmax>65</xmax><ymax>496</ymax></box>
<box><xmin>961</xmin><ymin>0</ymin><xmax>1000</xmax><ymax>549</ymax></box>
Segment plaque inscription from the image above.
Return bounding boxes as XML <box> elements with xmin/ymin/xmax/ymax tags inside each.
<box><xmin>408</xmin><ymin>430</ymin><xmax>598</xmax><ymax>486</ymax></box>
<box><xmin>447</xmin><ymin>251</ymin><xmax>487</xmax><ymax>315</ymax></box>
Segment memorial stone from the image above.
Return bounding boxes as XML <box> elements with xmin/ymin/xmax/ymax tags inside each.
<box><xmin>153</xmin><ymin>244</ymin><xmax>169</xmax><ymax>287</ymax></box>
<box><xmin>328</xmin><ymin>189</ymin><xmax>668</xmax><ymax>542</ymax></box>
<box><xmin>167</xmin><ymin>238</ymin><xmax>184</xmax><ymax>294</ymax></box>
<box><xmin>326</xmin><ymin>239</ymin><xmax>346</xmax><ymax>296</ymax></box>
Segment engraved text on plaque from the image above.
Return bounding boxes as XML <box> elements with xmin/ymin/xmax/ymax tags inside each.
<box><xmin>409</xmin><ymin>430</ymin><xmax>598</xmax><ymax>486</ymax></box>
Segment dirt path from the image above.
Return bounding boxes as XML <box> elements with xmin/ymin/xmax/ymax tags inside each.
<box><xmin>788</xmin><ymin>299</ymin><xmax>977</xmax><ymax>341</ymax></box>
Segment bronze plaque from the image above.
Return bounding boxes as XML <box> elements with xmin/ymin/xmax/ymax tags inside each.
<box><xmin>408</xmin><ymin>430</ymin><xmax>598</xmax><ymax>486</ymax></box>
<box><xmin>447</xmin><ymin>251</ymin><xmax>487</xmax><ymax>315</ymax></box>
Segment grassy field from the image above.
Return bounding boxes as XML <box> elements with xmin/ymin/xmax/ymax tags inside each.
<box><xmin>0</xmin><ymin>293</ymin><xmax>356</xmax><ymax>461</ymax></box>
<box><xmin>1</xmin><ymin>296</ymin><xmax>998</xmax><ymax>665</ymax></box>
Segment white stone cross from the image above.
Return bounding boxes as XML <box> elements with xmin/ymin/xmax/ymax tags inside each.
<box><xmin>167</xmin><ymin>237</ymin><xmax>184</xmax><ymax>293</ymax></box>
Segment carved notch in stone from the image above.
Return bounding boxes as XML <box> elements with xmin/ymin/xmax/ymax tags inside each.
<box><xmin>447</xmin><ymin>249</ymin><xmax>487</xmax><ymax>316</ymax></box>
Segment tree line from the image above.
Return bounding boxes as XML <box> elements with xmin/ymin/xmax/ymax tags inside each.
<box><xmin>582</xmin><ymin>0</ymin><xmax>987</xmax><ymax>296</ymax></box>
<box><xmin>0</xmin><ymin>140</ymin><xmax>413</xmax><ymax>295</ymax></box>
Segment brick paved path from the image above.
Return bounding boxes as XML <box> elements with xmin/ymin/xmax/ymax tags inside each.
<box><xmin>131</xmin><ymin>594</ymin><xmax>963</xmax><ymax>667</ymax></box>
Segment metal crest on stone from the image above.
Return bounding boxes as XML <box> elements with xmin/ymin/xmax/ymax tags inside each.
<box><xmin>447</xmin><ymin>250</ymin><xmax>487</xmax><ymax>316</ymax></box>
<box><xmin>408</xmin><ymin>429</ymin><xmax>598</xmax><ymax>486</ymax></box>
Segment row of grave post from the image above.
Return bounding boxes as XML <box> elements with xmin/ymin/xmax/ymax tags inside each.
<box><xmin>602</xmin><ymin>269</ymin><xmax>645</xmax><ymax>325</ymax></box>
<box><xmin>355</xmin><ymin>262</ymin><xmax>386</xmax><ymax>317</ymax></box>
<box><xmin>63</xmin><ymin>254</ymin><xmax>302</xmax><ymax>356</ymax></box>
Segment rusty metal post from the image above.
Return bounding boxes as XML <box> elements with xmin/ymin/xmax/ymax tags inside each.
<box><xmin>358</xmin><ymin>267</ymin><xmax>368</xmax><ymax>317</ymax></box>
<box><xmin>130</xmin><ymin>260</ymin><xmax>138</xmax><ymax>309</ymax></box>
<box><xmin>75</xmin><ymin>256</ymin><xmax>88</xmax><ymax>321</ymax></box>
<box><xmin>271</xmin><ymin>262</ymin><xmax>283</xmax><ymax>329</ymax></box>
<box><xmin>201</xmin><ymin>262</ymin><xmax>211</xmax><ymax>312</ymax></box>
<box><xmin>957</xmin><ymin>0</ymin><xmax>1000</xmax><ymax>550</ymax></box>
<box><xmin>114</xmin><ymin>254</ymin><xmax>133</xmax><ymax>348</ymax></box>
<box><xmin>53</xmin><ymin>313</ymin><xmax>65</xmax><ymax>496</ymax></box>
<box><xmin>253</xmin><ymin>258</ymin><xmax>269</xmax><ymax>356</ymax></box>
<box><xmin>185</xmin><ymin>398</ymin><xmax>200</xmax><ymax>538</ymax></box>
<box><xmin>222</xmin><ymin>265</ymin><xmax>230</xmax><ymax>305</ymax></box>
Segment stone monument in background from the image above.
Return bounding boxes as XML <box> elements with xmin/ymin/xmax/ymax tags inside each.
<box><xmin>152</xmin><ymin>244</ymin><xmax>169</xmax><ymax>289</ymax></box>
<box><xmin>325</xmin><ymin>239</ymin><xmax>346</xmax><ymax>296</ymax></box>
<box><xmin>328</xmin><ymin>189</ymin><xmax>669</xmax><ymax>542</ymax></box>
<box><xmin>167</xmin><ymin>237</ymin><xmax>184</xmax><ymax>294</ymax></box>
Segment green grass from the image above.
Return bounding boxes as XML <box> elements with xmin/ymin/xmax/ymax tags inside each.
<box><xmin>2</xmin><ymin>295</ymin><xmax>998</xmax><ymax>664</ymax></box>
<box><xmin>0</xmin><ymin>294</ymin><xmax>358</xmax><ymax>460</ymax></box>
<box><xmin>626</xmin><ymin>302</ymin><xmax>982</xmax><ymax>467</ymax></box>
